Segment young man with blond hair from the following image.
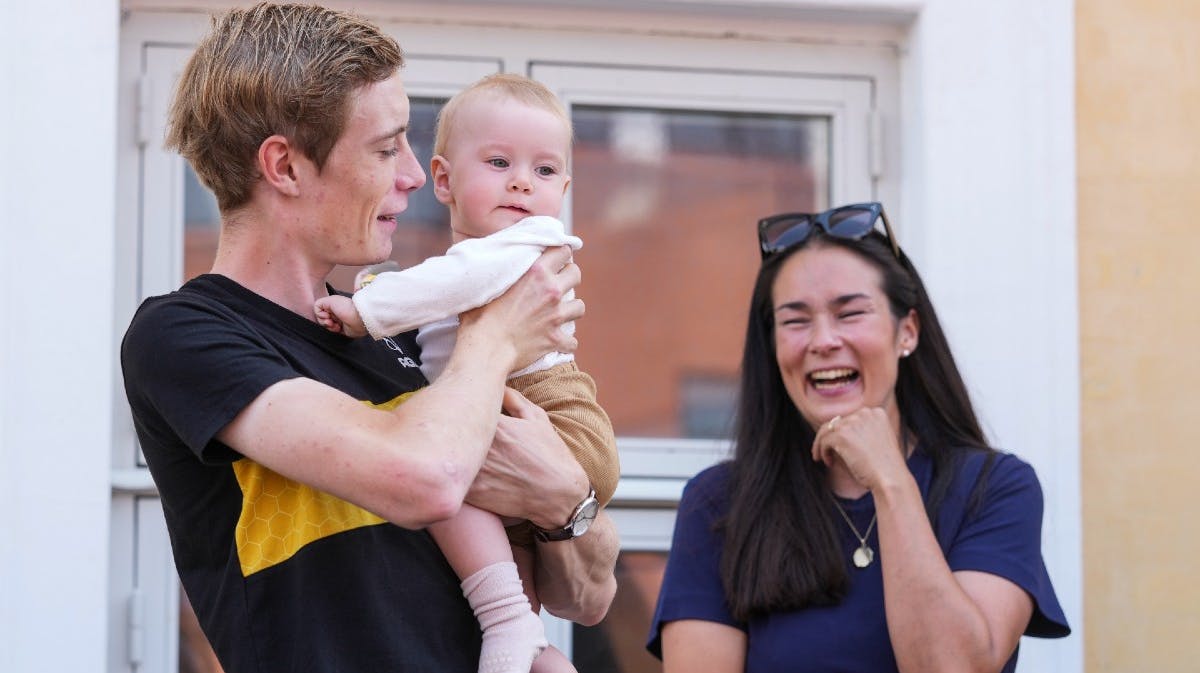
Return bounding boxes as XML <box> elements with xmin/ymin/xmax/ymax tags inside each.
<box><xmin>121</xmin><ymin>5</ymin><xmax>618</xmax><ymax>672</ymax></box>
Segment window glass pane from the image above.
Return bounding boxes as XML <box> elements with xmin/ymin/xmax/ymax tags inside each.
<box><xmin>571</xmin><ymin>106</ymin><xmax>830</xmax><ymax>438</ymax></box>
<box><xmin>573</xmin><ymin>551</ymin><xmax>667</xmax><ymax>673</ymax></box>
<box><xmin>182</xmin><ymin>97</ymin><xmax>449</xmax><ymax>288</ymax></box>
<box><xmin>182</xmin><ymin>167</ymin><xmax>221</xmax><ymax>282</ymax></box>
<box><xmin>183</xmin><ymin>102</ymin><xmax>830</xmax><ymax>439</ymax></box>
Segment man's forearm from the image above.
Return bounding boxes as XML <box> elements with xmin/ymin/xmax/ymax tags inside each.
<box><xmin>533</xmin><ymin>511</ymin><xmax>619</xmax><ymax>625</ymax></box>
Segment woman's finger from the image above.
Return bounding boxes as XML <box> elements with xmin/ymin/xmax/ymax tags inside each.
<box><xmin>812</xmin><ymin>415</ymin><xmax>840</xmax><ymax>463</ymax></box>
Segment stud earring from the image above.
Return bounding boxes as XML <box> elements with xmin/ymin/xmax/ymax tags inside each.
<box><xmin>901</xmin><ymin>349</ymin><xmax>911</xmax><ymax>358</ymax></box>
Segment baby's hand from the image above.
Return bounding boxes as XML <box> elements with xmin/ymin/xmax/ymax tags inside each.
<box><xmin>313</xmin><ymin>295</ymin><xmax>368</xmax><ymax>338</ymax></box>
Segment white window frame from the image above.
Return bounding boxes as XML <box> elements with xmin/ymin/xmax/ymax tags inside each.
<box><xmin>112</xmin><ymin>7</ymin><xmax>906</xmax><ymax>671</ymax></box>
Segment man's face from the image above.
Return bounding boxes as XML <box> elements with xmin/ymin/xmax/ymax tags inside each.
<box><xmin>306</xmin><ymin>73</ymin><xmax>426</xmax><ymax>266</ymax></box>
<box><xmin>433</xmin><ymin>96</ymin><xmax>571</xmax><ymax>242</ymax></box>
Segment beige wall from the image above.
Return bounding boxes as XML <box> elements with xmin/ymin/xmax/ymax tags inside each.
<box><xmin>1078</xmin><ymin>2</ymin><xmax>1200</xmax><ymax>671</ymax></box>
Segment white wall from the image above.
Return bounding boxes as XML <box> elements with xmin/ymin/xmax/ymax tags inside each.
<box><xmin>0</xmin><ymin>1</ymin><xmax>119</xmax><ymax>671</ymax></box>
<box><xmin>898</xmin><ymin>1</ymin><xmax>1082</xmax><ymax>669</ymax></box>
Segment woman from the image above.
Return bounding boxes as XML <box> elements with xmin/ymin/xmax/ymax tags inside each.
<box><xmin>648</xmin><ymin>203</ymin><xmax>1069</xmax><ymax>673</ymax></box>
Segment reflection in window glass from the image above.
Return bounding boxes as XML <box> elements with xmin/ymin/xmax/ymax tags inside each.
<box><xmin>574</xmin><ymin>551</ymin><xmax>667</xmax><ymax>673</ymax></box>
<box><xmin>571</xmin><ymin>106</ymin><xmax>829</xmax><ymax>438</ymax></box>
<box><xmin>182</xmin><ymin>166</ymin><xmax>221</xmax><ymax>282</ymax></box>
<box><xmin>182</xmin><ymin>97</ymin><xmax>450</xmax><ymax>290</ymax></box>
<box><xmin>680</xmin><ymin>374</ymin><xmax>739</xmax><ymax>439</ymax></box>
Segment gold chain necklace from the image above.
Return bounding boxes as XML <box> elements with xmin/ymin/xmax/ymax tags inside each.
<box><xmin>831</xmin><ymin>497</ymin><xmax>877</xmax><ymax>568</ymax></box>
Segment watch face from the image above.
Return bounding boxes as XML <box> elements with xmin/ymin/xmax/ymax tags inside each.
<box><xmin>571</xmin><ymin>499</ymin><xmax>599</xmax><ymax>536</ymax></box>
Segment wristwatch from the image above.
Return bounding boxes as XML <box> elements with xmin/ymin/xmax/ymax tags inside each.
<box><xmin>533</xmin><ymin>487</ymin><xmax>599</xmax><ymax>542</ymax></box>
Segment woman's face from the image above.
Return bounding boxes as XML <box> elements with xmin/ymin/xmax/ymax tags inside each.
<box><xmin>770</xmin><ymin>243</ymin><xmax>918</xmax><ymax>434</ymax></box>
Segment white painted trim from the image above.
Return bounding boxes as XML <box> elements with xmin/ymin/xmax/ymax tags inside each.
<box><xmin>0</xmin><ymin>1</ymin><xmax>120</xmax><ymax>672</ymax></box>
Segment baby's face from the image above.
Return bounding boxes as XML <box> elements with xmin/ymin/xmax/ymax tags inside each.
<box><xmin>438</xmin><ymin>96</ymin><xmax>572</xmax><ymax>241</ymax></box>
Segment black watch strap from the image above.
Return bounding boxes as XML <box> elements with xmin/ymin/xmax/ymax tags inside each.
<box><xmin>533</xmin><ymin>487</ymin><xmax>599</xmax><ymax>542</ymax></box>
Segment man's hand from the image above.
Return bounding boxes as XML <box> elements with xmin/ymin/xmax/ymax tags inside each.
<box><xmin>459</xmin><ymin>246</ymin><xmax>583</xmax><ymax>375</ymax></box>
<box><xmin>468</xmin><ymin>388</ymin><xmax>590</xmax><ymax>527</ymax></box>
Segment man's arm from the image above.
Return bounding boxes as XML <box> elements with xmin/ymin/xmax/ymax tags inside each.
<box><xmin>219</xmin><ymin>247</ymin><xmax>583</xmax><ymax>529</ymax></box>
<box><xmin>535</xmin><ymin>511</ymin><xmax>619</xmax><ymax>625</ymax></box>
<box><xmin>468</xmin><ymin>387</ymin><xmax>620</xmax><ymax>624</ymax></box>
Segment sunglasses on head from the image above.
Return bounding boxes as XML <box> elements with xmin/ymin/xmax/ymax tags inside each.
<box><xmin>757</xmin><ymin>202</ymin><xmax>901</xmax><ymax>260</ymax></box>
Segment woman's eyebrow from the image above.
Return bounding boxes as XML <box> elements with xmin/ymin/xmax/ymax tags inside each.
<box><xmin>775</xmin><ymin>293</ymin><xmax>870</xmax><ymax>314</ymax></box>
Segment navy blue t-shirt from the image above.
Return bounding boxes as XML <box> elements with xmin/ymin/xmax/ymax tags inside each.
<box><xmin>648</xmin><ymin>450</ymin><xmax>1069</xmax><ymax>672</ymax></box>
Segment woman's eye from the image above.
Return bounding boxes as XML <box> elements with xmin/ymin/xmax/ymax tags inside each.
<box><xmin>839</xmin><ymin>310</ymin><xmax>865</xmax><ymax>319</ymax></box>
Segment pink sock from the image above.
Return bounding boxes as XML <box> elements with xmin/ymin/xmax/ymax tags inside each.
<box><xmin>461</xmin><ymin>561</ymin><xmax>548</xmax><ymax>673</ymax></box>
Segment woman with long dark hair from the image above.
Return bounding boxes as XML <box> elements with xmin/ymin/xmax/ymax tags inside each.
<box><xmin>648</xmin><ymin>204</ymin><xmax>1069</xmax><ymax>672</ymax></box>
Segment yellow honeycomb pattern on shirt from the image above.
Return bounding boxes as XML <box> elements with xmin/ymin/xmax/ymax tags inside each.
<box><xmin>232</xmin><ymin>390</ymin><xmax>416</xmax><ymax>576</ymax></box>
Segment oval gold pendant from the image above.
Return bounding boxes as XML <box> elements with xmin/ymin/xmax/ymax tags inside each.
<box><xmin>853</xmin><ymin>545</ymin><xmax>875</xmax><ymax>568</ymax></box>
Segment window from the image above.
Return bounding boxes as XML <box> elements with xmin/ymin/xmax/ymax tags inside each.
<box><xmin>115</xmin><ymin>13</ymin><xmax>892</xmax><ymax>671</ymax></box>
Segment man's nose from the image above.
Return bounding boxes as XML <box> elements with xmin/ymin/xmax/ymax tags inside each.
<box><xmin>396</xmin><ymin>148</ymin><xmax>426</xmax><ymax>192</ymax></box>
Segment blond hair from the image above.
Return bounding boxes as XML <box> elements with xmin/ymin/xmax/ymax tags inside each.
<box><xmin>165</xmin><ymin>3</ymin><xmax>404</xmax><ymax>212</ymax></box>
<box><xmin>433</xmin><ymin>73</ymin><xmax>572</xmax><ymax>158</ymax></box>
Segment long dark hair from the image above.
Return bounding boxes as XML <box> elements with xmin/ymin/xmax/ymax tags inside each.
<box><xmin>719</xmin><ymin>229</ymin><xmax>991</xmax><ymax>621</ymax></box>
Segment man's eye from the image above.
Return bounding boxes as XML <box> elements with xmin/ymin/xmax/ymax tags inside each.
<box><xmin>380</xmin><ymin>148</ymin><xmax>399</xmax><ymax>158</ymax></box>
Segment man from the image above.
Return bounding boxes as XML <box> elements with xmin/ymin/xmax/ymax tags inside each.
<box><xmin>120</xmin><ymin>4</ymin><xmax>618</xmax><ymax>671</ymax></box>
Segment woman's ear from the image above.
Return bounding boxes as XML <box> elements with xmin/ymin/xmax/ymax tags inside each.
<box><xmin>257</xmin><ymin>134</ymin><xmax>301</xmax><ymax>197</ymax></box>
<box><xmin>430</xmin><ymin>155</ymin><xmax>453</xmax><ymax>205</ymax></box>
<box><xmin>899</xmin><ymin>308</ymin><xmax>919</xmax><ymax>356</ymax></box>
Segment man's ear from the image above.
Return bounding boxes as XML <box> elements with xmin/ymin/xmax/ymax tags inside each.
<box><xmin>430</xmin><ymin>154</ymin><xmax>453</xmax><ymax>205</ymax></box>
<box><xmin>257</xmin><ymin>134</ymin><xmax>301</xmax><ymax>197</ymax></box>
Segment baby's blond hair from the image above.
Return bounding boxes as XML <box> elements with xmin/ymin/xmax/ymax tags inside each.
<box><xmin>433</xmin><ymin>73</ymin><xmax>573</xmax><ymax>159</ymax></box>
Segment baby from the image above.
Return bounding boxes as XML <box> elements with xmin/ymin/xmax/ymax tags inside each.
<box><xmin>315</xmin><ymin>74</ymin><xmax>617</xmax><ymax>673</ymax></box>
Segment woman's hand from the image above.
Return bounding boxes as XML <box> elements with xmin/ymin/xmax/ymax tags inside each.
<box><xmin>811</xmin><ymin>407</ymin><xmax>909</xmax><ymax>492</ymax></box>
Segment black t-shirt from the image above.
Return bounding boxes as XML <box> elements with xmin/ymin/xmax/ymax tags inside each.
<box><xmin>121</xmin><ymin>274</ymin><xmax>481</xmax><ymax>672</ymax></box>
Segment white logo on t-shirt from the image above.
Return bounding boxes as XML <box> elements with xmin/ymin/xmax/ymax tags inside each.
<box><xmin>382</xmin><ymin>337</ymin><xmax>419</xmax><ymax>369</ymax></box>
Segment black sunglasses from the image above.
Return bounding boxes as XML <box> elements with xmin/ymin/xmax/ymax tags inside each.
<box><xmin>757</xmin><ymin>202</ymin><xmax>901</xmax><ymax>260</ymax></box>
